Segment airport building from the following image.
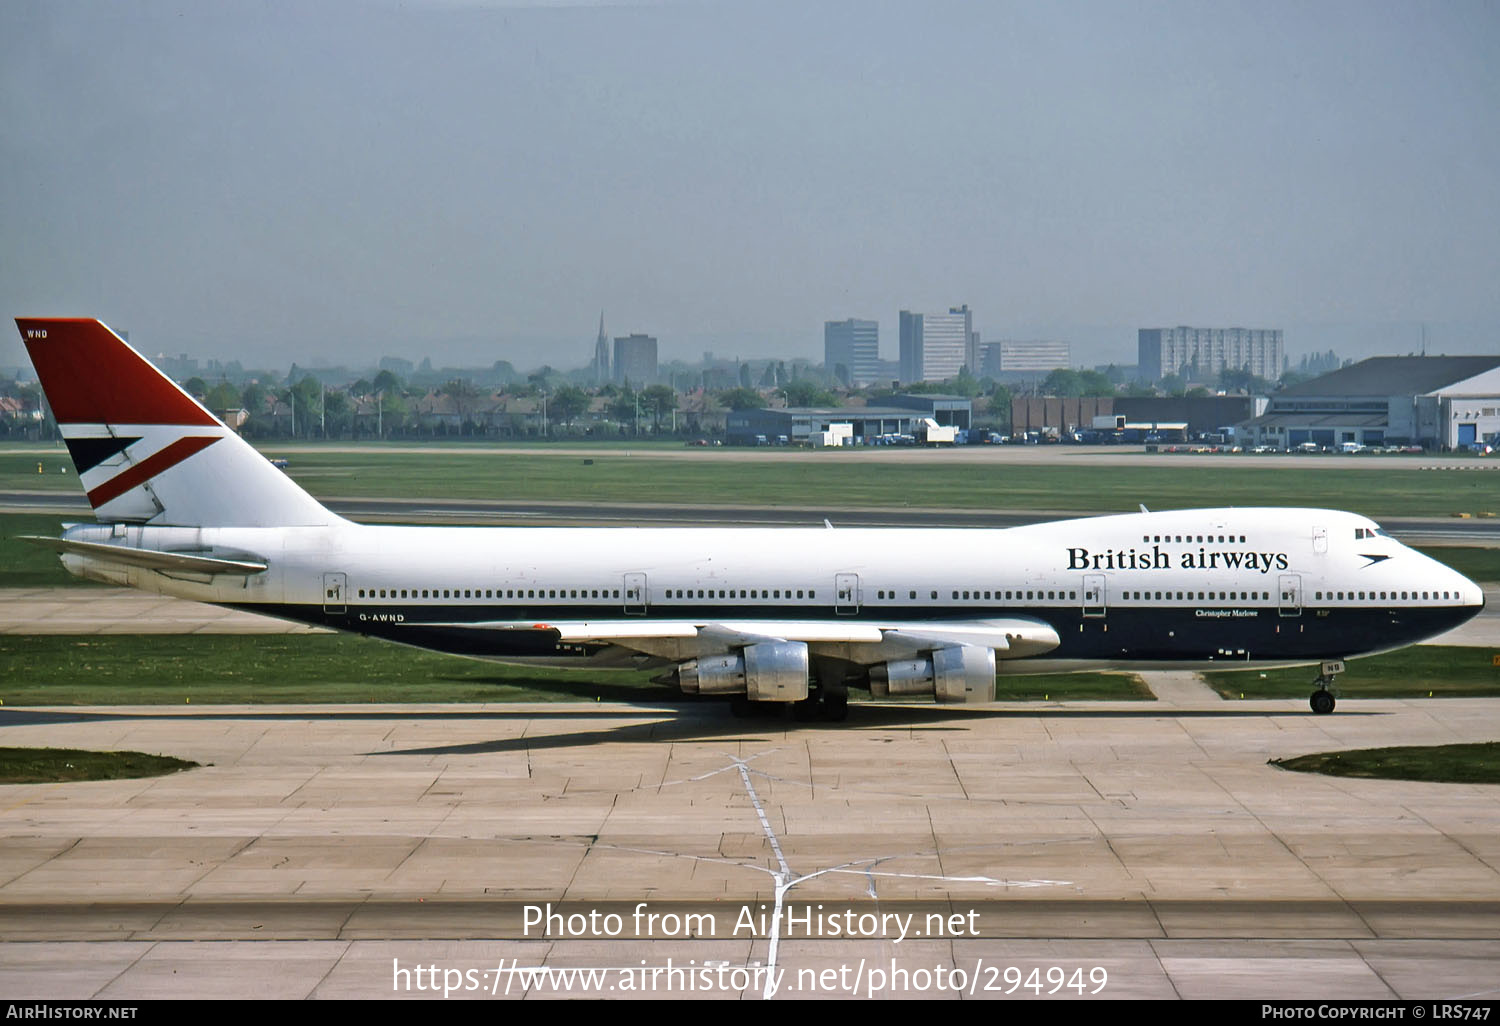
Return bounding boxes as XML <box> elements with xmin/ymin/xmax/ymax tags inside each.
<box><xmin>1009</xmin><ymin>395</ymin><xmax>1261</xmax><ymax>439</ymax></box>
<box><xmin>613</xmin><ymin>333</ymin><xmax>658</xmax><ymax>385</ymax></box>
<box><xmin>885</xmin><ymin>393</ymin><xmax>972</xmax><ymax>429</ymax></box>
<box><xmin>899</xmin><ymin>306</ymin><xmax>972</xmax><ymax>384</ymax></box>
<box><xmin>1239</xmin><ymin>355</ymin><xmax>1500</xmax><ymax>450</ymax></box>
<box><xmin>1139</xmin><ymin>326</ymin><xmax>1283</xmax><ymax>382</ymax></box>
<box><xmin>726</xmin><ymin>396</ymin><xmax>973</xmax><ymax>445</ymax></box>
<box><xmin>823</xmin><ymin>318</ymin><xmax>880</xmax><ymax>387</ymax></box>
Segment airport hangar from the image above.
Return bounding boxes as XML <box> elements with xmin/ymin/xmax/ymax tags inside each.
<box><xmin>1240</xmin><ymin>355</ymin><xmax>1500</xmax><ymax>451</ymax></box>
<box><xmin>725</xmin><ymin>394</ymin><xmax>971</xmax><ymax>445</ymax></box>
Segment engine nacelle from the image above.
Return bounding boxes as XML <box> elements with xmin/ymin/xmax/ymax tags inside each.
<box><xmin>932</xmin><ymin>644</ymin><xmax>995</xmax><ymax>703</ymax></box>
<box><xmin>743</xmin><ymin>640</ymin><xmax>809</xmax><ymax>702</ymax></box>
<box><xmin>869</xmin><ymin>645</ymin><xmax>996</xmax><ymax>704</ymax></box>
<box><xmin>868</xmin><ymin>658</ymin><xmax>935</xmax><ymax>696</ymax></box>
<box><xmin>679</xmin><ymin>641</ymin><xmax>809</xmax><ymax>702</ymax></box>
<box><xmin>679</xmin><ymin>652</ymin><xmax>747</xmax><ymax>694</ymax></box>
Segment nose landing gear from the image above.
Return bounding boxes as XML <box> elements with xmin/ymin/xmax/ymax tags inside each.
<box><xmin>1309</xmin><ymin>660</ymin><xmax>1344</xmax><ymax>714</ymax></box>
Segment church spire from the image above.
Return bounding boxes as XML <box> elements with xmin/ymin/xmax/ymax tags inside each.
<box><xmin>593</xmin><ymin>310</ymin><xmax>610</xmax><ymax>383</ymax></box>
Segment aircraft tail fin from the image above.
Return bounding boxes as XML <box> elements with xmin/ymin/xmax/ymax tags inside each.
<box><xmin>16</xmin><ymin>317</ymin><xmax>339</xmax><ymax>527</ymax></box>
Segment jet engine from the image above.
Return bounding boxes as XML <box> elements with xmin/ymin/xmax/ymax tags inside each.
<box><xmin>679</xmin><ymin>640</ymin><xmax>809</xmax><ymax>702</ymax></box>
<box><xmin>868</xmin><ymin>644</ymin><xmax>995</xmax><ymax>703</ymax></box>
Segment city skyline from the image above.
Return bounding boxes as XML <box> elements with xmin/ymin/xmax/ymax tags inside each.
<box><xmin>2</xmin><ymin>311</ymin><xmax>1478</xmax><ymax>386</ymax></box>
<box><xmin>3</xmin><ymin>2</ymin><xmax>1497</xmax><ymax>373</ymax></box>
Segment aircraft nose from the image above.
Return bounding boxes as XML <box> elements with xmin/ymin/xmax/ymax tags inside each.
<box><xmin>1459</xmin><ymin>573</ymin><xmax>1485</xmax><ymax>613</ymax></box>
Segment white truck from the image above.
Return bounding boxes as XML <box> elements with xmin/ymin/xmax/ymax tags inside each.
<box><xmin>917</xmin><ymin>418</ymin><xmax>957</xmax><ymax>446</ymax></box>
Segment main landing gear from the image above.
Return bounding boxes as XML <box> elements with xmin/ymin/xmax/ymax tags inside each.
<box><xmin>730</xmin><ymin>690</ymin><xmax>848</xmax><ymax>722</ymax></box>
<box><xmin>1309</xmin><ymin>660</ymin><xmax>1345</xmax><ymax>715</ymax></box>
<box><xmin>730</xmin><ymin>660</ymin><xmax>851</xmax><ymax>723</ymax></box>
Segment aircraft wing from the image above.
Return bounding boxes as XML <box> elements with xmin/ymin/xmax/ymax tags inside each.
<box><xmin>417</xmin><ymin>617</ymin><xmax>1060</xmax><ymax>661</ymax></box>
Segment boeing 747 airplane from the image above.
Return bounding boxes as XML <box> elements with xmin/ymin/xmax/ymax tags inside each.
<box><xmin>15</xmin><ymin>318</ymin><xmax>1484</xmax><ymax>718</ymax></box>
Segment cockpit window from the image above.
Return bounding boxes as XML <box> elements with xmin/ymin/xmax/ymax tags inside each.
<box><xmin>1354</xmin><ymin>527</ymin><xmax>1390</xmax><ymax>539</ymax></box>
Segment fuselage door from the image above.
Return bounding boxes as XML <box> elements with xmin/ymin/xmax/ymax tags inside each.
<box><xmin>1312</xmin><ymin>526</ymin><xmax>1327</xmax><ymax>554</ymax></box>
<box><xmin>835</xmin><ymin>572</ymin><xmax>860</xmax><ymax>616</ymax></box>
<box><xmin>1082</xmin><ymin>573</ymin><xmax>1106</xmax><ymax>618</ymax></box>
<box><xmin>1278</xmin><ymin>573</ymin><xmax>1302</xmax><ymax>617</ymax></box>
<box><xmin>623</xmin><ymin>572</ymin><xmax>648</xmax><ymax>616</ymax></box>
<box><xmin>322</xmin><ymin>572</ymin><xmax>347</xmax><ymax>615</ymax></box>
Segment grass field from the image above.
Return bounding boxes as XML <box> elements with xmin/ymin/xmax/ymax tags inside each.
<box><xmin>0</xmin><ymin>747</ymin><xmax>197</xmax><ymax>785</ymax></box>
<box><xmin>1272</xmin><ymin>742</ymin><xmax>1500</xmax><ymax>784</ymax></box>
<box><xmin>0</xmin><ymin>634</ymin><xmax>1149</xmax><ymax>705</ymax></box>
<box><xmin>1203</xmin><ymin>645</ymin><xmax>1500</xmax><ymax>700</ymax></box>
<box><xmin>0</xmin><ymin>513</ymin><xmax>106</xmax><ymax>588</ymax></box>
<box><xmin>4</xmin><ymin>445</ymin><xmax>1498</xmax><ymax>517</ymax></box>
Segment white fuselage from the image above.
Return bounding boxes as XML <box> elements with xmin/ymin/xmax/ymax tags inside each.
<box><xmin>58</xmin><ymin>507</ymin><xmax>1484</xmax><ymax>674</ymax></box>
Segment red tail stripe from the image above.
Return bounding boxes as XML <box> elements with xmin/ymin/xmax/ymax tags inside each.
<box><xmin>86</xmin><ymin>436</ymin><xmax>220</xmax><ymax>507</ymax></box>
<box><xmin>16</xmin><ymin>318</ymin><xmax>218</xmax><ymax>427</ymax></box>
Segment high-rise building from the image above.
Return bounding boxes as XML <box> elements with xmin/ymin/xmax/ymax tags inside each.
<box><xmin>613</xmin><ymin>333</ymin><xmax>658</xmax><ymax>385</ymax></box>
<box><xmin>823</xmin><ymin>319</ymin><xmax>880</xmax><ymax>387</ymax></box>
<box><xmin>996</xmin><ymin>340</ymin><xmax>1071</xmax><ymax>373</ymax></box>
<box><xmin>1139</xmin><ymin>327</ymin><xmax>1283</xmax><ymax>382</ymax></box>
<box><xmin>591</xmin><ymin>312</ymin><xmax>610</xmax><ymax>384</ymax></box>
<box><xmin>950</xmin><ymin>304</ymin><xmax>977</xmax><ymax>375</ymax></box>
<box><xmin>899</xmin><ymin>307</ymin><xmax>969</xmax><ymax>384</ymax></box>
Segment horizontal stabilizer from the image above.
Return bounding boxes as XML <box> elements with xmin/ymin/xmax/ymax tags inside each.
<box><xmin>21</xmin><ymin>536</ymin><xmax>268</xmax><ymax>576</ymax></box>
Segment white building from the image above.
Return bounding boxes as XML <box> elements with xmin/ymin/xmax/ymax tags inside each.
<box><xmin>994</xmin><ymin>339</ymin><xmax>1071</xmax><ymax>374</ymax></box>
<box><xmin>1139</xmin><ymin>326</ymin><xmax>1283</xmax><ymax>382</ymax></box>
<box><xmin>899</xmin><ymin>307</ymin><xmax>970</xmax><ymax>384</ymax></box>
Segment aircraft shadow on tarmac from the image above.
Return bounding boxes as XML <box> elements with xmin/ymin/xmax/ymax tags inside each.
<box><xmin>0</xmin><ymin>703</ymin><xmax>1384</xmax><ymax>755</ymax></box>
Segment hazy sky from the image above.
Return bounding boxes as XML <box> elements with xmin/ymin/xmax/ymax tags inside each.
<box><xmin>3</xmin><ymin>0</ymin><xmax>1498</xmax><ymax>373</ymax></box>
